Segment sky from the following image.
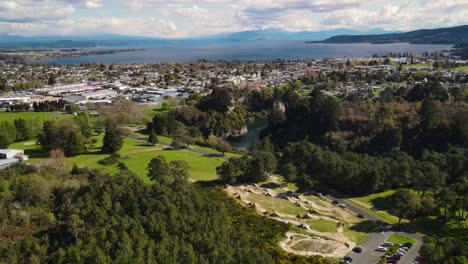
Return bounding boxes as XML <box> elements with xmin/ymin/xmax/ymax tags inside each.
<box><xmin>0</xmin><ymin>0</ymin><xmax>467</xmax><ymax>37</ymax></box>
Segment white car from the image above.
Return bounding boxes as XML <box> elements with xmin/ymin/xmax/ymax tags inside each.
<box><xmin>375</xmin><ymin>247</ymin><xmax>388</xmax><ymax>252</ymax></box>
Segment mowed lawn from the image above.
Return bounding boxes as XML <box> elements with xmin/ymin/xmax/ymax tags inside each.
<box><xmin>402</xmin><ymin>64</ymin><xmax>432</xmax><ymax>69</ymax></box>
<box><xmin>0</xmin><ymin>111</ymin><xmax>72</xmax><ymax>123</ymax></box>
<box><xmin>11</xmin><ymin>136</ymin><xmax>224</xmax><ymax>183</ymax></box>
<box><xmin>347</xmin><ymin>190</ymin><xmax>400</xmax><ymax>224</ymax></box>
<box><xmin>386</xmin><ymin>233</ymin><xmax>416</xmax><ymax>245</ymax></box>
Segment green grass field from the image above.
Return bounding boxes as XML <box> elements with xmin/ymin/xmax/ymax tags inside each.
<box><xmin>306</xmin><ymin>219</ymin><xmax>338</xmax><ymax>233</ymax></box>
<box><xmin>402</xmin><ymin>64</ymin><xmax>432</xmax><ymax>69</ymax></box>
<box><xmin>11</xmin><ymin>135</ymin><xmax>224</xmax><ymax>183</ymax></box>
<box><xmin>455</xmin><ymin>66</ymin><xmax>468</xmax><ymax>71</ymax></box>
<box><xmin>386</xmin><ymin>233</ymin><xmax>416</xmax><ymax>245</ymax></box>
<box><xmin>0</xmin><ymin>111</ymin><xmax>72</xmax><ymax>123</ymax></box>
<box><xmin>347</xmin><ymin>191</ymin><xmax>400</xmax><ymax>224</ymax></box>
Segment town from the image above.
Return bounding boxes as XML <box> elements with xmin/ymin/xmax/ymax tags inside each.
<box><xmin>1</xmin><ymin>54</ymin><xmax>467</xmax><ymax>111</ymax></box>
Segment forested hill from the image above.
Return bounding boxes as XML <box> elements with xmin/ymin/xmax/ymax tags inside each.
<box><xmin>315</xmin><ymin>25</ymin><xmax>468</xmax><ymax>45</ymax></box>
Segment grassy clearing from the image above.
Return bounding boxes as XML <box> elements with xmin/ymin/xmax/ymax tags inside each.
<box><xmin>11</xmin><ymin>136</ymin><xmax>224</xmax><ymax>183</ymax></box>
<box><xmin>348</xmin><ymin>191</ymin><xmax>401</xmax><ymax>224</ymax></box>
<box><xmin>386</xmin><ymin>233</ymin><xmax>416</xmax><ymax>245</ymax></box>
<box><xmin>455</xmin><ymin>66</ymin><xmax>468</xmax><ymax>71</ymax></box>
<box><xmin>0</xmin><ymin>111</ymin><xmax>71</xmax><ymax>123</ymax></box>
<box><xmin>403</xmin><ymin>64</ymin><xmax>432</xmax><ymax>69</ymax></box>
<box><xmin>306</xmin><ymin>219</ymin><xmax>338</xmax><ymax>233</ymax></box>
<box><xmin>344</xmin><ymin>229</ymin><xmax>369</xmax><ymax>244</ymax></box>
<box><xmin>354</xmin><ymin>190</ymin><xmax>396</xmax><ymax>208</ymax></box>
<box><xmin>346</xmin><ymin>199</ymin><xmax>399</xmax><ymax>224</ymax></box>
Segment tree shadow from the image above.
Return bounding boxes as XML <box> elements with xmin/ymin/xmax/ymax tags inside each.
<box><xmin>369</xmin><ymin>196</ymin><xmax>393</xmax><ymax>211</ymax></box>
<box><xmin>260</xmin><ymin>182</ymin><xmax>281</xmax><ymax>189</ymax></box>
<box><xmin>204</xmin><ymin>154</ymin><xmax>224</xmax><ymax>158</ymax></box>
<box><xmin>349</xmin><ymin>220</ymin><xmax>383</xmax><ymax>233</ymax></box>
<box><xmin>24</xmin><ymin>148</ymin><xmax>47</xmax><ymax>159</ymax></box>
<box><xmin>398</xmin><ymin>218</ymin><xmax>468</xmax><ymax>241</ymax></box>
<box><xmin>196</xmin><ymin>179</ymin><xmax>224</xmax><ymax>187</ymax></box>
<box><xmin>134</xmin><ymin>143</ymin><xmax>154</xmax><ymax>147</ymax></box>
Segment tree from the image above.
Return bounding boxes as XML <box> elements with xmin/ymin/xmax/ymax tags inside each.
<box><xmin>48</xmin><ymin>75</ymin><xmax>56</xmax><ymax>85</ymax></box>
<box><xmin>197</xmin><ymin>87</ymin><xmax>233</xmax><ymax>112</ymax></box>
<box><xmin>148</xmin><ymin>156</ymin><xmax>170</xmax><ymax>184</ymax></box>
<box><xmin>451</xmin><ymin>111</ymin><xmax>468</xmax><ymax>147</ymax></box>
<box><xmin>388</xmin><ymin>189</ymin><xmax>420</xmax><ymax>223</ymax></box>
<box><xmin>215</xmin><ymin>139</ymin><xmax>231</xmax><ymax>155</ymax></box>
<box><xmin>71</xmin><ymin>163</ymin><xmax>80</xmax><ymax>175</ymax></box>
<box><xmin>170</xmin><ymin>138</ymin><xmax>184</xmax><ymax>150</ymax></box>
<box><xmin>419</xmin><ymin>98</ymin><xmax>438</xmax><ymax>131</ymax></box>
<box><xmin>102</xmin><ymin>123</ymin><xmax>123</xmax><ymax>154</ymax></box>
<box><xmin>217</xmin><ymin>161</ymin><xmax>239</xmax><ymax>184</ymax></box>
<box><xmin>67</xmin><ymin>214</ymin><xmax>84</xmax><ymax>240</ymax></box>
<box><xmin>147</xmin><ymin>156</ymin><xmax>188</xmax><ymax>187</ymax></box>
<box><xmin>14</xmin><ymin>118</ymin><xmax>32</xmax><ymax>141</ymax></box>
<box><xmin>413</xmin><ymin>162</ymin><xmax>446</xmax><ymax>198</ymax></box>
<box><xmin>435</xmin><ymin>187</ymin><xmax>456</xmax><ymax>220</ymax></box>
<box><xmin>147</xmin><ymin>130</ymin><xmax>159</xmax><ymax>146</ymax></box>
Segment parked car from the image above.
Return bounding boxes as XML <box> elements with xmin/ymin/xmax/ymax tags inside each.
<box><xmin>395</xmin><ymin>252</ymin><xmax>405</xmax><ymax>256</ymax></box>
<box><xmin>383</xmin><ymin>242</ymin><xmax>394</xmax><ymax>247</ymax></box>
<box><xmin>400</xmin><ymin>246</ymin><xmax>409</xmax><ymax>251</ymax></box>
<box><xmin>341</xmin><ymin>256</ymin><xmax>352</xmax><ymax>263</ymax></box>
<box><xmin>339</xmin><ymin>203</ymin><xmax>347</xmax><ymax>208</ymax></box>
<box><xmin>387</xmin><ymin>255</ymin><xmax>401</xmax><ymax>260</ymax></box>
<box><xmin>404</xmin><ymin>242</ymin><xmax>414</xmax><ymax>248</ymax></box>
<box><xmin>352</xmin><ymin>247</ymin><xmax>362</xmax><ymax>253</ymax></box>
<box><xmin>416</xmin><ymin>256</ymin><xmax>424</xmax><ymax>261</ymax></box>
<box><xmin>332</xmin><ymin>200</ymin><xmax>340</xmax><ymax>204</ymax></box>
<box><xmin>376</xmin><ymin>247</ymin><xmax>388</xmax><ymax>252</ymax></box>
<box><xmin>386</xmin><ymin>260</ymin><xmax>398</xmax><ymax>264</ymax></box>
<box><xmin>357</xmin><ymin>214</ymin><xmax>365</xmax><ymax>218</ymax></box>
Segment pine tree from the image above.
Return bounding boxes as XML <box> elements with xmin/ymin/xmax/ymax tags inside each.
<box><xmin>147</xmin><ymin>130</ymin><xmax>159</xmax><ymax>146</ymax></box>
<box><xmin>102</xmin><ymin>123</ymin><xmax>123</xmax><ymax>154</ymax></box>
<box><xmin>71</xmin><ymin>163</ymin><xmax>80</xmax><ymax>175</ymax></box>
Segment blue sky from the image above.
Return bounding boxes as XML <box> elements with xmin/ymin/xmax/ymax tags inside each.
<box><xmin>0</xmin><ymin>0</ymin><xmax>467</xmax><ymax>37</ymax></box>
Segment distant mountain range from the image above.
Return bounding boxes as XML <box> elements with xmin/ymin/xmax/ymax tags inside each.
<box><xmin>0</xmin><ymin>28</ymin><xmax>396</xmax><ymax>49</ymax></box>
<box><xmin>317</xmin><ymin>25</ymin><xmax>468</xmax><ymax>45</ymax></box>
<box><xmin>0</xmin><ymin>26</ymin><xmax>465</xmax><ymax>49</ymax></box>
<box><xmin>190</xmin><ymin>28</ymin><xmax>398</xmax><ymax>41</ymax></box>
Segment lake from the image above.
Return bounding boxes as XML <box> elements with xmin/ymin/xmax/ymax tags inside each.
<box><xmin>36</xmin><ymin>40</ymin><xmax>452</xmax><ymax>64</ymax></box>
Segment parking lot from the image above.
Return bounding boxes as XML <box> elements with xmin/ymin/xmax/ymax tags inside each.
<box><xmin>344</xmin><ymin>231</ymin><xmax>423</xmax><ymax>264</ymax></box>
<box><xmin>345</xmin><ymin>232</ymin><xmax>393</xmax><ymax>263</ymax></box>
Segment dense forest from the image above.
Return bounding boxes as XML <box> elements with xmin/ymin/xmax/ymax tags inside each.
<box><xmin>0</xmin><ymin>162</ymin><xmax>330</xmax><ymax>264</ymax></box>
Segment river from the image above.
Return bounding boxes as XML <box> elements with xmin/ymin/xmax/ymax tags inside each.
<box><xmin>228</xmin><ymin>120</ymin><xmax>268</xmax><ymax>150</ymax></box>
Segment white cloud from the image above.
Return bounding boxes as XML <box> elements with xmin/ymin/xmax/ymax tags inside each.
<box><xmin>0</xmin><ymin>0</ymin><xmax>466</xmax><ymax>37</ymax></box>
<box><xmin>0</xmin><ymin>0</ymin><xmax>75</xmax><ymax>22</ymax></box>
<box><xmin>0</xmin><ymin>17</ymin><xmax>178</xmax><ymax>37</ymax></box>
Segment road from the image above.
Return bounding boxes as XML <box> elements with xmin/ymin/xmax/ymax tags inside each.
<box><xmin>325</xmin><ymin>194</ymin><xmax>381</xmax><ymax>222</ymax></box>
